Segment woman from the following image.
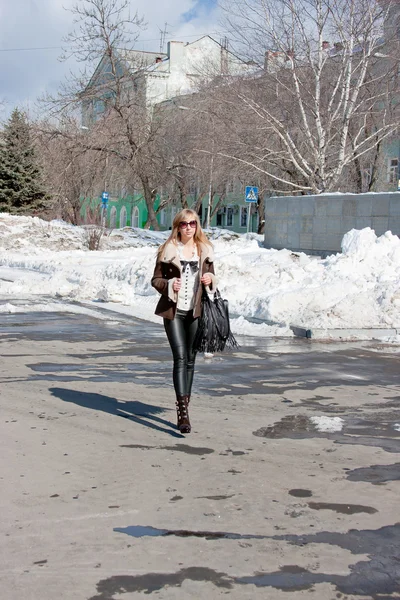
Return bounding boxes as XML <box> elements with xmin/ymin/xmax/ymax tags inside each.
<box><xmin>151</xmin><ymin>209</ymin><xmax>216</xmax><ymax>434</ymax></box>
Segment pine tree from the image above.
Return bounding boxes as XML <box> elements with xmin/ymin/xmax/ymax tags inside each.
<box><xmin>0</xmin><ymin>109</ymin><xmax>47</xmax><ymax>214</ymax></box>
<box><xmin>0</xmin><ymin>140</ymin><xmax>11</xmax><ymax>212</ymax></box>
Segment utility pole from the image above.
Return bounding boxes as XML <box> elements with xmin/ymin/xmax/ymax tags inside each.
<box><xmin>159</xmin><ymin>22</ymin><xmax>170</xmax><ymax>54</ymax></box>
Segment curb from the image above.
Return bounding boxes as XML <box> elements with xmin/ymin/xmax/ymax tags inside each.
<box><xmin>290</xmin><ymin>325</ymin><xmax>400</xmax><ymax>340</ymax></box>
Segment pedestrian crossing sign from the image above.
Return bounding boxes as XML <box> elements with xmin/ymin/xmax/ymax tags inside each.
<box><xmin>245</xmin><ymin>186</ymin><xmax>258</xmax><ymax>202</ymax></box>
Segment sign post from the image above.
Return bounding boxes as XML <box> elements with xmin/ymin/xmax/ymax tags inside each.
<box><xmin>245</xmin><ymin>186</ymin><xmax>258</xmax><ymax>233</ymax></box>
<box><xmin>101</xmin><ymin>192</ymin><xmax>109</xmax><ymax>227</ymax></box>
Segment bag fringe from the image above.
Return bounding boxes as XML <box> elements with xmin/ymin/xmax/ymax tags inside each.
<box><xmin>193</xmin><ymin>289</ymin><xmax>239</xmax><ymax>354</ymax></box>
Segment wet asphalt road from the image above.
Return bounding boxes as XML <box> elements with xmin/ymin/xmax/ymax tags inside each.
<box><xmin>0</xmin><ymin>304</ymin><xmax>399</xmax><ymax>599</ymax></box>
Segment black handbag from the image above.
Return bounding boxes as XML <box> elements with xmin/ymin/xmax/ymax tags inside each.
<box><xmin>193</xmin><ymin>288</ymin><xmax>239</xmax><ymax>353</ymax></box>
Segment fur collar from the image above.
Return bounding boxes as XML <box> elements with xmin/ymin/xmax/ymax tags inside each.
<box><xmin>161</xmin><ymin>241</ymin><xmax>214</xmax><ymax>268</ymax></box>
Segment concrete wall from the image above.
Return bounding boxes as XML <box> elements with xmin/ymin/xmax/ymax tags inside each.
<box><xmin>264</xmin><ymin>192</ymin><xmax>400</xmax><ymax>256</ymax></box>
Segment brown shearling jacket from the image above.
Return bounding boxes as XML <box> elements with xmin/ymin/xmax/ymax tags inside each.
<box><xmin>151</xmin><ymin>241</ymin><xmax>217</xmax><ymax>320</ymax></box>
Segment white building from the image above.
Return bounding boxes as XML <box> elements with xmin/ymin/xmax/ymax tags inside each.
<box><xmin>82</xmin><ymin>36</ymin><xmax>251</xmax><ymax>124</ymax></box>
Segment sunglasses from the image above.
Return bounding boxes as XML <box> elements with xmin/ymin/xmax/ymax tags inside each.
<box><xmin>179</xmin><ymin>220</ymin><xmax>197</xmax><ymax>229</ymax></box>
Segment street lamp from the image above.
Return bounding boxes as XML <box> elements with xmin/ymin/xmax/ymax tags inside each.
<box><xmin>178</xmin><ymin>105</ymin><xmax>214</xmax><ymax>229</ymax></box>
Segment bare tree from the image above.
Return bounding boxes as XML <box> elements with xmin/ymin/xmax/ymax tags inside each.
<box><xmin>218</xmin><ymin>0</ymin><xmax>400</xmax><ymax>194</ymax></box>
<box><xmin>158</xmin><ymin>95</ymin><xmax>256</xmax><ymax>227</ymax></box>
<box><xmin>42</xmin><ymin>0</ymin><xmax>171</xmax><ymax>229</ymax></box>
<box><xmin>37</xmin><ymin>119</ymin><xmax>106</xmax><ymax>224</ymax></box>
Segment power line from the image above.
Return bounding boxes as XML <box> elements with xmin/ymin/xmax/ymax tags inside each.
<box><xmin>0</xmin><ymin>46</ymin><xmax>63</xmax><ymax>52</ymax></box>
<box><xmin>0</xmin><ymin>32</ymin><xmax>223</xmax><ymax>53</ymax></box>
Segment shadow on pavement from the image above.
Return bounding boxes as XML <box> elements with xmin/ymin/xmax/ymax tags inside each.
<box><xmin>49</xmin><ymin>387</ymin><xmax>184</xmax><ymax>439</ymax></box>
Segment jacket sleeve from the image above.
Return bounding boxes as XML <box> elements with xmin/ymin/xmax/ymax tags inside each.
<box><xmin>205</xmin><ymin>260</ymin><xmax>217</xmax><ymax>294</ymax></box>
<box><xmin>151</xmin><ymin>258</ymin><xmax>178</xmax><ymax>301</ymax></box>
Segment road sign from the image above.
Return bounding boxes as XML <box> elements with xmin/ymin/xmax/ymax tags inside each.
<box><xmin>245</xmin><ymin>186</ymin><xmax>258</xmax><ymax>202</ymax></box>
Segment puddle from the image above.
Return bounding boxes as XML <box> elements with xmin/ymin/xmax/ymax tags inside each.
<box><xmin>236</xmin><ymin>566</ymin><xmax>317</xmax><ymax>591</ymax></box>
<box><xmin>253</xmin><ymin>413</ymin><xmax>400</xmax><ymax>454</ymax></box>
<box><xmin>89</xmin><ymin>567</ymin><xmax>234</xmax><ymax>598</ymax></box>
<box><xmin>89</xmin><ymin>523</ymin><xmax>400</xmax><ymax>598</ymax></box>
<box><xmin>289</xmin><ymin>489</ymin><xmax>313</xmax><ymax>498</ymax></box>
<box><xmin>271</xmin><ymin>523</ymin><xmax>400</xmax><ymax>599</ymax></box>
<box><xmin>308</xmin><ymin>502</ymin><xmax>378</xmax><ymax>514</ymax></box>
<box><xmin>253</xmin><ymin>415</ymin><xmax>318</xmax><ymax>439</ymax></box>
<box><xmin>120</xmin><ymin>444</ymin><xmax>154</xmax><ymax>450</ymax></box>
<box><xmin>114</xmin><ymin>525</ymin><xmax>268</xmax><ymax>540</ymax></box>
<box><xmin>336</xmin><ymin>436</ymin><xmax>400</xmax><ymax>454</ymax></box>
<box><xmin>159</xmin><ymin>445</ymin><xmax>214</xmax><ymax>455</ymax></box>
<box><xmin>344</xmin><ymin>414</ymin><xmax>400</xmax><ymax>439</ymax></box>
<box><xmin>254</xmin><ymin>414</ymin><xmax>345</xmax><ymax>438</ymax></box>
<box><xmin>345</xmin><ymin>463</ymin><xmax>400</xmax><ymax>484</ymax></box>
<box><xmin>92</xmin><ymin>522</ymin><xmax>400</xmax><ymax>599</ymax></box>
<box><xmin>120</xmin><ymin>444</ymin><xmax>214</xmax><ymax>455</ymax></box>
<box><xmin>196</xmin><ymin>494</ymin><xmax>235</xmax><ymax>501</ymax></box>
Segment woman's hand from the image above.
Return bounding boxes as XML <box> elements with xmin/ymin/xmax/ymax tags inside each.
<box><xmin>201</xmin><ymin>274</ymin><xmax>212</xmax><ymax>286</ymax></box>
<box><xmin>173</xmin><ymin>278</ymin><xmax>181</xmax><ymax>292</ymax></box>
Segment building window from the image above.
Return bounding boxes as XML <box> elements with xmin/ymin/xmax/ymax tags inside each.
<box><xmin>226</xmin><ymin>207</ymin><xmax>233</xmax><ymax>227</ymax></box>
<box><xmin>159</xmin><ymin>208</ymin><xmax>166</xmax><ymax>226</ymax></box>
<box><xmin>240</xmin><ymin>206</ymin><xmax>248</xmax><ymax>228</ymax></box>
<box><xmin>216</xmin><ymin>210</ymin><xmax>223</xmax><ymax>226</ymax></box>
<box><xmin>93</xmin><ymin>99</ymin><xmax>106</xmax><ymax>122</ymax></box>
<box><xmin>387</xmin><ymin>158</ymin><xmax>399</xmax><ymax>184</ymax></box>
<box><xmin>119</xmin><ymin>206</ymin><xmax>126</xmax><ymax>228</ymax></box>
<box><xmin>131</xmin><ymin>206</ymin><xmax>139</xmax><ymax>228</ymax></box>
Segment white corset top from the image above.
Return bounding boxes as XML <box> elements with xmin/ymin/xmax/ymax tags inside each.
<box><xmin>176</xmin><ymin>243</ymin><xmax>199</xmax><ymax>311</ymax></box>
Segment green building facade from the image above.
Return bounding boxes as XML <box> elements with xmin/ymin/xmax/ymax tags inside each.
<box><xmin>89</xmin><ymin>192</ymin><xmax>260</xmax><ymax>233</ymax></box>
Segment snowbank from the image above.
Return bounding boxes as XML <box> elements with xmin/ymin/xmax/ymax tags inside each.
<box><xmin>0</xmin><ymin>214</ymin><xmax>399</xmax><ymax>337</ymax></box>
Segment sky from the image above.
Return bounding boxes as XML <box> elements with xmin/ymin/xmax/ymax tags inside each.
<box><xmin>1</xmin><ymin>214</ymin><xmax>400</xmax><ymax>346</ymax></box>
<box><xmin>0</xmin><ymin>0</ymin><xmax>221</xmax><ymax>121</ymax></box>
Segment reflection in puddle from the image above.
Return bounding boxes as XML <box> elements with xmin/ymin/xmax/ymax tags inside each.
<box><xmin>114</xmin><ymin>525</ymin><xmax>268</xmax><ymax>540</ymax></box>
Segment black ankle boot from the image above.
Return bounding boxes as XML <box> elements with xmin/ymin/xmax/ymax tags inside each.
<box><xmin>176</xmin><ymin>395</ymin><xmax>191</xmax><ymax>434</ymax></box>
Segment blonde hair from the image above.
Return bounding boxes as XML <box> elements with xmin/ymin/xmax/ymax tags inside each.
<box><xmin>158</xmin><ymin>208</ymin><xmax>212</xmax><ymax>256</ymax></box>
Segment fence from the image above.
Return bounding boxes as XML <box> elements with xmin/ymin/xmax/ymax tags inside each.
<box><xmin>264</xmin><ymin>192</ymin><xmax>400</xmax><ymax>256</ymax></box>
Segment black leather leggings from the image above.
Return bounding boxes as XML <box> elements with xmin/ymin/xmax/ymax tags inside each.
<box><xmin>164</xmin><ymin>309</ymin><xmax>198</xmax><ymax>397</ymax></box>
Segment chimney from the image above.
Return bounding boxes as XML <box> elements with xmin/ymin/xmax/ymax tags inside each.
<box><xmin>167</xmin><ymin>41</ymin><xmax>185</xmax><ymax>72</ymax></box>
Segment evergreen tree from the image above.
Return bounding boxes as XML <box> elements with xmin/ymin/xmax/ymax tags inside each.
<box><xmin>0</xmin><ymin>140</ymin><xmax>11</xmax><ymax>212</ymax></box>
<box><xmin>0</xmin><ymin>109</ymin><xmax>47</xmax><ymax>214</ymax></box>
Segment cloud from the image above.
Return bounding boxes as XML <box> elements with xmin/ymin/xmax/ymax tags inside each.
<box><xmin>0</xmin><ymin>0</ymin><xmax>222</xmax><ymax>120</ymax></box>
<box><xmin>182</xmin><ymin>0</ymin><xmax>218</xmax><ymax>23</ymax></box>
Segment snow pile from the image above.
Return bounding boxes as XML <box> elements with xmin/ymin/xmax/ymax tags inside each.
<box><xmin>0</xmin><ymin>214</ymin><xmax>399</xmax><ymax>337</ymax></box>
<box><xmin>310</xmin><ymin>416</ymin><xmax>344</xmax><ymax>433</ymax></box>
